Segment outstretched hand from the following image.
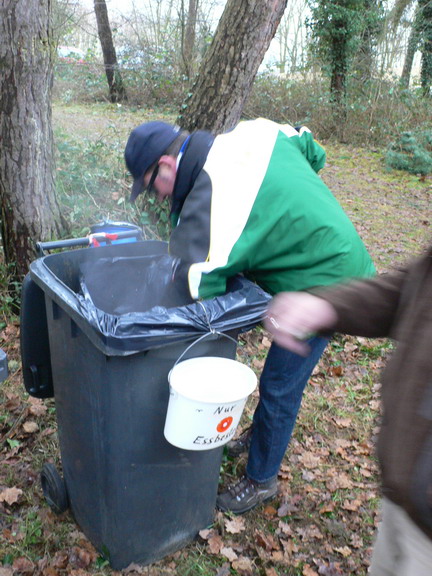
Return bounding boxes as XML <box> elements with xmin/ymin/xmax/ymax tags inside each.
<box><xmin>264</xmin><ymin>292</ymin><xmax>338</xmax><ymax>356</ymax></box>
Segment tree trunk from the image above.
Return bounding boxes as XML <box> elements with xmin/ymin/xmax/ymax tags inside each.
<box><xmin>400</xmin><ymin>6</ymin><xmax>422</xmax><ymax>88</ymax></box>
<box><xmin>94</xmin><ymin>0</ymin><xmax>127</xmax><ymax>103</ymax></box>
<box><xmin>330</xmin><ymin>34</ymin><xmax>348</xmax><ymax>113</ymax></box>
<box><xmin>356</xmin><ymin>0</ymin><xmax>379</xmax><ymax>84</ymax></box>
<box><xmin>389</xmin><ymin>0</ymin><xmax>415</xmax><ymax>30</ymax></box>
<box><xmin>419</xmin><ymin>0</ymin><xmax>432</xmax><ymax>96</ymax></box>
<box><xmin>177</xmin><ymin>0</ymin><xmax>288</xmax><ymax>134</ymax></box>
<box><xmin>181</xmin><ymin>0</ymin><xmax>199</xmax><ymax>80</ymax></box>
<box><xmin>0</xmin><ymin>0</ymin><xmax>67</xmax><ymax>281</ymax></box>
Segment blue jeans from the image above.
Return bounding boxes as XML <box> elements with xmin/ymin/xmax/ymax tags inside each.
<box><xmin>246</xmin><ymin>336</ymin><xmax>329</xmax><ymax>484</ymax></box>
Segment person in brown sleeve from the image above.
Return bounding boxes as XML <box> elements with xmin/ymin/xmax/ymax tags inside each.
<box><xmin>264</xmin><ymin>245</ymin><xmax>432</xmax><ymax>576</ymax></box>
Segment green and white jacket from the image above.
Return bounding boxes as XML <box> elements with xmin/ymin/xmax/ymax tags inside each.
<box><xmin>169</xmin><ymin>118</ymin><xmax>375</xmax><ymax>299</ymax></box>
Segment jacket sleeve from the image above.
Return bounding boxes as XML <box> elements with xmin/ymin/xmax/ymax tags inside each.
<box><xmin>313</xmin><ymin>268</ymin><xmax>407</xmax><ymax>338</ymax></box>
<box><xmin>295</xmin><ymin>126</ymin><xmax>326</xmax><ymax>173</ymax></box>
<box><xmin>168</xmin><ymin>169</ymin><xmax>213</xmax><ymax>298</ymax></box>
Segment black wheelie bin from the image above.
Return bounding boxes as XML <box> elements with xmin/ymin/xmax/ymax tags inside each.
<box><xmin>20</xmin><ymin>239</ymin><xmax>270</xmax><ymax>569</ymax></box>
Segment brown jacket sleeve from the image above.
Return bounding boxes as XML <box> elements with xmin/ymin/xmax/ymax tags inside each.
<box><xmin>313</xmin><ymin>268</ymin><xmax>407</xmax><ymax>339</ymax></box>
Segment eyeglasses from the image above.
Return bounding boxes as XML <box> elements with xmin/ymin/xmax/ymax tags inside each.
<box><xmin>145</xmin><ymin>164</ymin><xmax>159</xmax><ymax>194</ymax></box>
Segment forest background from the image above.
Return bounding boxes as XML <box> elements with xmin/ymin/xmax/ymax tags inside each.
<box><xmin>0</xmin><ymin>0</ymin><xmax>431</xmax><ymax>575</ymax></box>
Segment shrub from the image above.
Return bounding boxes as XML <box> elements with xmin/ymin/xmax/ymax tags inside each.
<box><xmin>386</xmin><ymin>130</ymin><xmax>432</xmax><ymax>177</ymax></box>
<box><xmin>244</xmin><ymin>71</ymin><xmax>432</xmax><ymax>146</ymax></box>
<box><xmin>54</xmin><ymin>127</ymin><xmax>171</xmax><ymax>241</ymax></box>
<box><xmin>53</xmin><ymin>48</ymin><xmax>188</xmax><ymax>109</ymax></box>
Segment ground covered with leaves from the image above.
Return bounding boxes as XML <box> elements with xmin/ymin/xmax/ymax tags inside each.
<box><xmin>0</xmin><ymin>104</ymin><xmax>431</xmax><ymax>576</ymax></box>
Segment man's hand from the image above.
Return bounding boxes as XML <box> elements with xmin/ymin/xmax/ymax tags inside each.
<box><xmin>264</xmin><ymin>292</ymin><xmax>338</xmax><ymax>356</ymax></box>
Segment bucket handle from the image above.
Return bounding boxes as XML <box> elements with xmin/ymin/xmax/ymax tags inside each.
<box><xmin>173</xmin><ymin>330</ymin><xmax>238</xmax><ymax>369</ymax></box>
<box><xmin>172</xmin><ymin>300</ymin><xmax>238</xmax><ymax>369</ymax></box>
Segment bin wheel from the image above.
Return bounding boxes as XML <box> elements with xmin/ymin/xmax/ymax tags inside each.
<box><xmin>40</xmin><ymin>463</ymin><xmax>69</xmax><ymax>514</ymax></box>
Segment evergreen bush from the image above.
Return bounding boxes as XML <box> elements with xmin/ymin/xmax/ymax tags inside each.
<box><xmin>386</xmin><ymin>130</ymin><xmax>432</xmax><ymax>178</ymax></box>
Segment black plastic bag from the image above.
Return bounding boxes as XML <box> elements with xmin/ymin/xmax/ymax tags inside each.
<box><xmin>28</xmin><ymin>242</ymin><xmax>271</xmax><ymax>355</ymax></box>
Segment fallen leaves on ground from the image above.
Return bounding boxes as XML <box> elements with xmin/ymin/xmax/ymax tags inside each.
<box><xmin>0</xmin><ymin>141</ymin><xmax>430</xmax><ymax>575</ymax></box>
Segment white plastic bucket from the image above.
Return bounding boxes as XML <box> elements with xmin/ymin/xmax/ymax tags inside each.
<box><xmin>164</xmin><ymin>356</ymin><xmax>257</xmax><ymax>451</ymax></box>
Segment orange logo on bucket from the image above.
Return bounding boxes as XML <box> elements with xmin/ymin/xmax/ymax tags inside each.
<box><xmin>216</xmin><ymin>417</ymin><xmax>233</xmax><ymax>433</ymax></box>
